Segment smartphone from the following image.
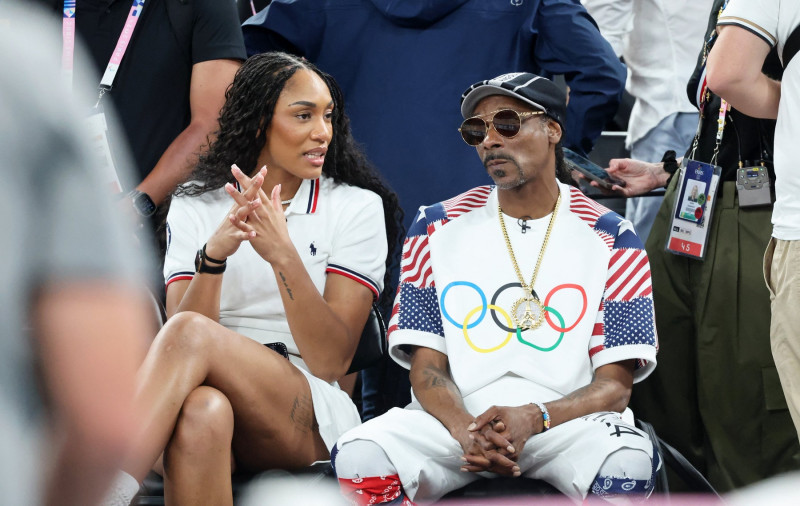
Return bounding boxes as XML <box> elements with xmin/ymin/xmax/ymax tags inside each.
<box><xmin>563</xmin><ymin>148</ymin><xmax>626</xmax><ymax>190</ymax></box>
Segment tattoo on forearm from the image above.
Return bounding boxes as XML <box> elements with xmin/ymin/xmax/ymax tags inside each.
<box><xmin>423</xmin><ymin>369</ymin><xmax>448</xmax><ymax>388</ymax></box>
<box><xmin>289</xmin><ymin>394</ymin><xmax>317</xmax><ymax>433</ymax></box>
<box><xmin>420</xmin><ymin>366</ymin><xmax>460</xmax><ymax>396</ymax></box>
<box><xmin>278</xmin><ymin>272</ymin><xmax>294</xmax><ymax>300</ymax></box>
<box><xmin>562</xmin><ymin>378</ymin><xmax>615</xmax><ymax>404</ymax></box>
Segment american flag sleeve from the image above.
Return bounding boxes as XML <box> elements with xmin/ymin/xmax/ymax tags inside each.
<box><xmin>588</xmin><ymin>219</ymin><xmax>658</xmax><ymax>380</ymax></box>
<box><xmin>387</xmin><ymin>207</ymin><xmax>446</xmax><ymax>368</ymax></box>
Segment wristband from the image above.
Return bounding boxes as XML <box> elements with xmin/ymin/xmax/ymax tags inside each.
<box><xmin>201</xmin><ymin>244</ymin><xmax>226</xmax><ymax>265</ymax></box>
<box><xmin>661</xmin><ymin>150</ymin><xmax>680</xmax><ymax>187</ymax></box>
<box><xmin>533</xmin><ymin>401</ymin><xmax>550</xmax><ymax>432</ymax></box>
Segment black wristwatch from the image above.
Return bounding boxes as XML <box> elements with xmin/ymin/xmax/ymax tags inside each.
<box><xmin>194</xmin><ymin>244</ymin><xmax>227</xmax><ymax>274</ymax></box>
<box><xmin>128</xmin><ymin>189</ymin><xmax>157</xmax><ymax>218</ymax></box>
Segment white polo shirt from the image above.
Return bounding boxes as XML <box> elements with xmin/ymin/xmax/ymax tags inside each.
<box><xmin>719</xmin><ymin>0</ymin><xmax>800</xmax><ymax>240</ymax></box>
<box><xmin>164</xmin><ymin>176</ymin><xmax>387</xmax><ymax>364</ymax></box>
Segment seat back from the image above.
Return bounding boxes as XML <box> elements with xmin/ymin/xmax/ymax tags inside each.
<box><xmin>635</xmin><ymin>419</ymin><xmax>719</xmax><ymax>497</ymax></box>
<box><xmin>346</xmin><ymin>303</ymin><xmax>387</xmax><ymax>375</ymax></box>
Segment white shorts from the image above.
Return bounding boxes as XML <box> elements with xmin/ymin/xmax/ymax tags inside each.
<box><xmin>298</xmin><ymin>367</ymin><xmax>361</xmax><ymax>451</ymax></box>
<box><xmin>234</xmin><ymin>325</ymin><xmax>361</xmax><ymax>452</ymax></box>
<box><xmin>337</xmin><ymin>405</ymin><xmax>653</xmax><ymax>502</ymax></box>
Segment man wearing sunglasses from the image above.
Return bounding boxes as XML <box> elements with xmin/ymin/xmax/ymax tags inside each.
<box><xmin>333</xmin><ymin>73</ymin><xmax>659</xmax><ymax>504</ymax></box>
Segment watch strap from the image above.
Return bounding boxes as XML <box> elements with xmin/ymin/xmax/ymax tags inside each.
<box><xmin>128</xmin><ymin>189</ymin><xmax>156</xmax><ymax>218</ymax></box>
<box><xmin>195</xmin><ymin>247</ymin><xmax>226</xmax><ymax>274</ymax></box>
<box><xmin>201</xmin><ymin>244</ymin><xmax>226</xmax><ymax>265</ymax></box>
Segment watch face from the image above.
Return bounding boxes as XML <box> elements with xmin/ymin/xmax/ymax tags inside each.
<box><xmin>133</xmin><ymin>192</ymin><xmax>157</xmax><ymax>217</ymax></box>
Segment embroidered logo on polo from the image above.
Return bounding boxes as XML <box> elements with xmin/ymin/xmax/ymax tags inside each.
<box><xmin>439</xmin><ymin>281</ymin><xmax>588</xmax><ymax>353</ymax></box>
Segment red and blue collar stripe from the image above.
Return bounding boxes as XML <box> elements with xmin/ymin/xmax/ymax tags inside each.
<box><xmin>305</xmin><ymin>178</ymin><xmax>320</xmax><ymax>214</ymax></box>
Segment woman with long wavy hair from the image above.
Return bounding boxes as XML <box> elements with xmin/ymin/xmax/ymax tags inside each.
<box><xmin>111</xmin><ymin>52</ymin><xmax>402</xmax><ymax>505</ymax></box>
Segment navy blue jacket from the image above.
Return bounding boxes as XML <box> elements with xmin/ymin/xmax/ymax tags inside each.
<box><xmin>243</xmin><ymin>0</ymin><xmax>624</xmax><ymax>227</ymax></box>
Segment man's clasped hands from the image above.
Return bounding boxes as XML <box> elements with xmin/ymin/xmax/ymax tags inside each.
<box><xmin>458</xmin><ymin>404</ymin><xmax>547</xmax><ymax>478</ymax></box>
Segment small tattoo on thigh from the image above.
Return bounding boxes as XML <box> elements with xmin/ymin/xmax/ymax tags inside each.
<box><xmin>290</xmin><ymin>394</ymin><xmax>317</xmax><ymax>433</ymax></box>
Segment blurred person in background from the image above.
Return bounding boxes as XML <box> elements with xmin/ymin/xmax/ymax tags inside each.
<box><xmin>34</xmin><ymin>0</ymin><xmax>246</xmax><ymax>298</ymax></box>
<box><xmin>0</xmin><ymin>2</ymin><xmax>154</xmax><ymax>504</ymax></box>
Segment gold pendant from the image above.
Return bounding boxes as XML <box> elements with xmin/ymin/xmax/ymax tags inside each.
<box><xmin>511</xmin><ymin>296</ymin><xmax>545</xmax><ymax>330</ymax></box>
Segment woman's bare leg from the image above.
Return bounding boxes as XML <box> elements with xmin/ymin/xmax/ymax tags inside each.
<box><xmin>121</xmin><ymin>312</ymin><xmax>220</xmax><ymax>481</ymax></box>
<box><xmin>163</xmin><ymin>386</ymin><xmax>234</xmax><ymax>506</ymax></box>
<box><xmin>122</xmin><ymin>311</ymin><xmax>329</xmax><ymax>482</ymax></box>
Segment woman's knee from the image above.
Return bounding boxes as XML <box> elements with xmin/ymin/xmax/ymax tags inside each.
<box><xmin>165</xmin><ymin>386</ymin><xmax>234</xmax><ymax>464</ymax></box>
<box><xmin>152</xmin><ymin>311</ymin><xmax>217</xmax><ymax>358</ymax></box>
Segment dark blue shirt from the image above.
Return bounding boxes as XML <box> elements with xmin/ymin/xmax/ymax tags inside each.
<box><xmin>243</xmin><ymin>0</ymin><xmax>625</xmax><ymax>226</ymax></box>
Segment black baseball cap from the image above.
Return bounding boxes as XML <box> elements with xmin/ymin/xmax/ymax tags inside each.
<box><xmin>460</xmin><ymin>72</ymin><xmax>567</xmax><ymax>128</ymax></box>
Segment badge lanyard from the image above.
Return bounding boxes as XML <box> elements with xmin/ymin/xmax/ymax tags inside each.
<box><xmin>691</xmin><ymin>0</ymin><xmax>730</xmax><ymax>155</ymax></box>
<box><xmin>61</xmin><ymin>1</ymin><xmax>76</xmax><ymax>91</ymax></box>
<box><xmin>664</xmin><ymin>101</ymin><xmax>724</xmax><ymax>260</ymax></box>
<box><xmin>666</xmin><ymin>79</ymin><xmax>725</xmax><ymax>261</ymax></box>
<box><xmin>665</xmin><ymin>151</ymin><xmax>721</xmax><ymax>259</ymax></box>
<box><xmin>61</xmin><ymin>0</ymin><xmax>146</xmax><ymax>104</ymax></box>
<box><xmin>61</xmin><ymin>0</ymin><xmax>147</xmax><ymax>193</ymax></box>
<box><xmin>663</xmin><ymin>0</ymin><xmax>730</xmax><ymax>260</ymax></box>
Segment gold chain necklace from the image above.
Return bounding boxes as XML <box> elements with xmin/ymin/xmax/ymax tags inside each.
<box><xmin>498</xmin><ymin>191</ymin><xmax>561</xmax><ymax>330</ymax></box>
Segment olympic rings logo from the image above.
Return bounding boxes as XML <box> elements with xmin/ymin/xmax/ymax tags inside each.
<box><xmin>440</xmin><ymin>281</ymin><xmax>588</xmax><ymax>353</ymax></box>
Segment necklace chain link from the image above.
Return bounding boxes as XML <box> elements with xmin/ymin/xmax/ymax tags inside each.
<box><xmin>498</xmin><ymin>191</ymin><xmax>561</xmax><ymax>305</ymax></box>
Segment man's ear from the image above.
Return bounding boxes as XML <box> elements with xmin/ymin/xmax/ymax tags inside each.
<box><xmin>547</xmin><ymin>120</ymin><xmax>562</xmax><ymax>144</ymax></box>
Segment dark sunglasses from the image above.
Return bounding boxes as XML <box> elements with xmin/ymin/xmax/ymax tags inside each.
<box><xmin>458</xmin><ymin>109</ymin><xmax>545</xmax><ymax>146</ymax></box>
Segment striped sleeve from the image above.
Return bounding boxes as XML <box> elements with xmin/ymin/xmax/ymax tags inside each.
<box><xmin>387</xmin><ymin>206</ymin><xmax>447</xmax><ymax>368</ymax></box>
<box><xmin>589</xmin><ymin>213</ymin><xmax>658</xmax><ymax>381</ymax></box>
<box><xmin>325</xmin><ymin>190</ymin><xmax>386</xmax><ymax>300</ymax></box>
<box><xmin>568</xmin><ymin>188</ymin><xmax>657</xmax><ymax>381</ymax></box>
<box><xmin>163</xmin><ymin>196</ymin><xmax>202</xmax><ymax>289</ymax></box>
<box><xmin>718</xmin><ymin>0</ymin><xmax>778</xmax><ymax>48</ymax></box>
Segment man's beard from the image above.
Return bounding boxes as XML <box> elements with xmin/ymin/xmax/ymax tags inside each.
<box><xmin>485</xmin><ymin>154</ymin><xmax>526</xmax><ymax>190</ymax></box>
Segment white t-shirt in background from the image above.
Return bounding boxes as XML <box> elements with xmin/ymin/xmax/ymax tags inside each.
<box><xmin>582</xmin><ymin>0</ymin><xmax>713</xmax><ymax>147</ymax></box>
<box><xmin>719</xmin><ymin>0</ymin><xmax>800</xmax><ymax>240</ymax></box>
